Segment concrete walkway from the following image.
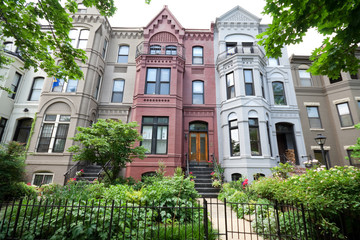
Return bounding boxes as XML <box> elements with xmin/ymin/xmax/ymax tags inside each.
<box><xmin>198</xmin><ymin>198</ymin><xmax>263</xmax><ymax>240</ymax></box>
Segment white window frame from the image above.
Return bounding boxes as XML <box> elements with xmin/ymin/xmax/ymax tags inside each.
<box><xmin>299</xmin><ymin>69</ymin><xmax>312</xmax><ymax>87</ymax></box>
<box><xmin>52</xmin><ymin>77</ymin><xmax>78</xmax><ymax>93</ymax></box>
<box><xmin>69</xmin><ymin>28</ymin><xmax>89</xmax><ymax>49</ymax></box>
<box><xmin>36</xmin><ymin>114</ymin><xmax>70</xmax><ymax>153</ymax></box>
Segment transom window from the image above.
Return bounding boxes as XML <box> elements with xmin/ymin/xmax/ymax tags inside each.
<box><xmin>249</xmin><ymin>118</ymin><xmax>261</xmax><ymax>156</ymax></box>
<box><xmin>165</xmin><ymin>45</ymin><xmax>177</xmax><ymax>55</ymax></box>
<box><xmin>37</xmin><ymin>114</ymin><xmax>70</xmax><ymax>153</ymax></box>
<box><xmin>306</xmin><ymin>106</ymin><xmax>322</xmax><ymax>129</ymax></box>
<box><xmin>28</xmin><ymin>77</ymin><xmax>44</xmax><ymax>101</ymax></box>
<box><xmin>192</xmin><ymin>46</ymin><xmax>203</xmax><ymax>65</ymax></box>
<box><xmin>244</xmin><ymin>69</ymin><xmax>254</xmax><ymax>96</ymax></box>
<box><xmin>112</xmin><ymin>79</ymin><xmax>125</xmax><ymax>103</ymax></box>
<box><xmin>117</xmin><ymin>45</ymin><xmax>129</xmax><ymax>63</ymax></box>
<box><xmin>8</xmin><ymin>72</ymin><xmax>22</xmax><ymax>99</ymax></box>
<box><xmin>226</xmin><ymin>72</ymin><xmax>235</xmax><ymax>99</ymax></box>
<box><xmin>150</xmin><ymin>45</ymin><xmax>161</xmax><ymax>54</ymax></box>
<box><xmin>141</xmin><ymin>117</ymin><xmax>168</xmax><ymax>154</ymax></box>
<box><xmin>229</xmin><ymin>113</ymin><xmax>240</xmax><ymax>156</ymax></box>
<box><xmin>299</xmin><ymin>70</ymin><xmax>312</xmax><ymax>87</ymax></box>
<box><xmin>272</xmin><ymin>82</ymin><xmax>286</xmax><ymax>105</ymax></box>
<box><xmin>145</xmin><ymin>68</ymin><xmax>170</xmax><ymax>95</ymax></box>
<box><xmin>336</xmin><ymin>102</ymin><xmax>353</xmax><ymax>127</ymax></box>
<box><xmin>192</xmin><ymin>81</ymin><xmax>204</xmax><ymax>104</ymax></box>
<box><xmin>69</xmin><ymin>29</ymin><xmax>89</xmax><ymax>49</ymax></box>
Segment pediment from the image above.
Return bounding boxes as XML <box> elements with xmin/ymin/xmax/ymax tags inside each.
<box><xmin>144</xmin><ymin>6</ymin><xmax>185</xmax><ymax>42</ymax></box>
<box><xmin>217</xmin><ymin>6</ymin><xmax>261</xmax><ymax>23</ymax></box>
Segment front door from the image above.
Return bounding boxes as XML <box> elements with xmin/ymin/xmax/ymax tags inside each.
<box><xmin>189</xmin><ymin>132</ymin><xmax>208</xmax><ymax>163</ymax></box>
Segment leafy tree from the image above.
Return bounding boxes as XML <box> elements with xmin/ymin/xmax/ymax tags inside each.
<box><xmin>68</xmin><ymin>119</ymin><xmax>147</xmax><ymax>184</ymax></box>
<box><xmin>0</xmin><ymin>141</ymin><xmax>26</xmax><ymax>200</ymax></box>
<box><xmin>0</xmin><ymin>0</ymin><xmax>117</xmax><ymax>92</ymax></box>
<box><xmin>258</xmin><ymin>0</ymin><xmax>360</xmax><ymax>79</ymax></box>
<box><xmin>348</xmin><ymin>123</ymin><xmax>360</xmax><ymax>162</ymax></box>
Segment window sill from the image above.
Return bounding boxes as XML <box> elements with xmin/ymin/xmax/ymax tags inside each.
<box><xmin>310</xmin><ymin>128</ymin><xmax>325</xmax><ymax>131</ymax></box>
<box><xmin>340</xmin><ymin>126</ymin><xmax>355</xmax><ymax>130</ymax></box>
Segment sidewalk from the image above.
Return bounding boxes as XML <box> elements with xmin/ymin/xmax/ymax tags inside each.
<box><xmin>198</xmin><ymin>198</ymin><xmax>263</xmax><ymax>240</ymax></box>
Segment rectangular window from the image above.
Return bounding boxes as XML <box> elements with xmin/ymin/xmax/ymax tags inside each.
<box><xmin>32</xmin><ymin>173</ymin><xmax>53</xmax><ymax>186</ymax></box>
<box><xmin>260</xmin><ymin>73</ymin><xmax>265</xmax><ymax>99</ymax></box>
<box><xmin>336</xmin><ymin>102</ymin><xmax>354</xmax><ymax>127</ymax></box>
<box><xmin>37</xmin><ymin>115</ymin><xmax>70</xmax><ymax>153</ymax></box>
<box><xmin>244</xmin><ymin>69</ymin><xmax>254</xmax><ymax>96</ymax></box>
<box><xmin>229</xmin><ymin>117</ymin><xmax>240</xmax><ymax>156</ymax></box>
<box><xmin>266</xmin><ymin>121</ymin><xmax>272</xmax><ymax>156</ymax></box>
<box><xmin>329</xmin><ymin>74</ymin><xmax>342</xmax><ymax>84</ymax></box>
<box><xmin>299</xmin><ymin>70</ymin><xmax>312</xmax><ymax>87</ymax></box>
<box><xmin>117</xmin><ymin>45</ymin><xmax>129</xmax><ymax>63</ymax></box>
<box><xmin>141</xmin><ymin>117</ymin><xmax>168</xmax><ymax>154</ymax></box>
<box><xmin>226</xmin><ymin>72</ymin><xmax>235</xmax><ymax>99</ymax></box>
<box><xmin>77</xmin><ymin>29</ymin><xmax>89</xmax><ymax>49</ymax></box>
<box><xmin>272</xmin><ymin>82</ymin><xmax>287</xmax><ymax>105</ymax></box>
<box><xmin>8</xmin><ymin>72</ymin><xmax>22</xmax><ymax>99</ymax></box>
<box><xmin>226</xmin><ymin>42</ymin><xmax>237</xmax><ymax>55</ymax></box>
<box><xmin>93</xmin><ymin>75</ymin><xmax>101</xmax><ymax>100</ymax></box>
<box><xmin>52</xmin><ymin>78</ymin><xmax>65</xmax><ymax>92</ymax></box>
<box><xmin>65</xmin><ymin>79</ymin><xmax>78</xmax><ymax>92</ymax></box>
<box><xmin>0</xmin><ymin>118</ymin><xmax>8</xmax><ymax>142</ymax></box>
<box><xmin>192</xmin><ymin>81</ymin><xmax>204</xmax><ymax>104</ymax></box>
<box><xmin>112</xmin><ymin>79</ymin><xmax>125</xmax><ymax>103</ymax></box>
<box><xmin>192</xmin><ymin>46</ymin><xmax>203</xmax><ymax>64</ymax></box>
<box><xmin>347</xmin><ymin>150</ymin><xmax>360</xmax><ymax>166</ymax></box>
<box><xmin>102</xmin><ymin>39</ymin><xmax>108</xmax><ymax>58</ymax></box>
<box><xmin>249</xmin><ymin>118</ymin><xmax>261</xmax><ymax>156</ymax></box>
<box><xmin>145</xmin><ymin>68</ymin><xmax>170</xmax><ymax>95</ymax></box>
<box><xmin>306</xmin><ymin>106</ymin><xmax>322</xmax><ymax>129</ymax></box>
<box><xmin>28</xmin><ymin>77</ymin><xmax>44</xmax><ymax>101</ymax></box>
<box><xmin>269</xmin><ymin>57</ymin><xmax>280</xmax><ymax>66</ymax></box>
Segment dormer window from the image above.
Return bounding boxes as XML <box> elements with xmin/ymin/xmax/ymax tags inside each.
<box><xmin>150</xmin><ymin>45</ymin><xmax>161</xmax><ymax>55</ymax></box>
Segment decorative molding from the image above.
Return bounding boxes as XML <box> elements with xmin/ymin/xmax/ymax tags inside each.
<box><xmin>112</xmin><ymin>31</ymin><xmax>143</xmax><ymax>39</ymax></box>
<box><xmin>223</xmin><ymin>13</ymin><xmax>252</xmax><ymax>22</ymax></box>
<box><xmin>184</xmin><ymin>32</ymin><xmax>213</xmax><ymax>41</ymax></box>
<box><xmin>150</xmin><ymin>32</ymin><xmax>177</xmax><ymax>42</ymax></box>
<box><xmin>184</xmin><ymin>110</ymin><xmax>214</xmax><ymax>117</ymax></box>
<box><xmin>333</xmin><ymin>97</ymin><xmax>350</xmax><ymax>105</ymax></box>
<box><xmin>143</xmin><ymin>98</ymin><xmax>170</xmax><ymax>102</ymax></box>
<box><xmin>304</xmin><ymin>102</ymin><xmax>320</xmax><ymax>106</ymax></box>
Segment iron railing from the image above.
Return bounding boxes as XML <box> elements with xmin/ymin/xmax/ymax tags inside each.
<box><xmin>216</xmin><ymin>44</ymin><xmax>266</xmax><ymax>64</ymax></box>
<box><xmin>1</xmin><ymin>197</ymin><xmax>353</xmax><ymax>239</ymax></box>
<box><xmin>63</xmin><ymin>161</ymin><xmax>89</xmax><ymax>185</ymax></box>
<box><xmin>135</xmin><ymin>42</ymin><xmax>185</xmax><ymax>59</ymax></box>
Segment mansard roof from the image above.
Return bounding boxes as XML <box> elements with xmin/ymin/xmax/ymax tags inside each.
<box><xmin>216</xmin><ymin>5</ymin><xmax>261</xmax><ymax>25</ymax></box>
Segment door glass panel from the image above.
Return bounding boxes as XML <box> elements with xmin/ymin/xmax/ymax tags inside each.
<box><xmin>200</xmin><ymin>133</ymin><xmax>206</xmax><ymax>161</ymax></box>
<box><xmin>190</xmin><ymin>134</ymin><xmax>197</xmax><ymax>161</ymax></box>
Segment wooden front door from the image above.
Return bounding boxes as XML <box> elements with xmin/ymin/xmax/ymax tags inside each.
<box><xmin>189</xmin><ymin>132</ymin><xmax>208</xmax><ymax>162</ymax></box>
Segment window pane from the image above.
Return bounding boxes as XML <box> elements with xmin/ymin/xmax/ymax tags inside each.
<box><xmin>112</xmin><ymin>92</ymin><xmax>123</xmax><ymax>102</ymax></box>
<box><xmin>160</xmin><ymin>69</ymin><xmax>170</xmax><ymax>82</ymax></box>
<box><xmin>193</xmin><ymin>94</ymin><xmax>203</xmax><ymax>104</ymax></box>
<box><xmin>33</xmin><ymin>78</ymin><xmax>44</xmax><ymax>88</ymax></box>
<box><xmin>193</xmin><ymin>81</ymin><xmax>203</xmax><ymax>93</ymax></box>
<box><xmin>52</xmin><ymin>78</ymin><xmax>64</xmax><ymax>92</ymax></box>
<box><xmin>77</xmin><ymin>40</ymin><xmax>87</xmax><ymax>49</ymax></box>
<box><xmin>117</xmin><ymin>55</ymin><xmax>128</xmax><ymax>63</ymax></box>
<box><xmin>113</xmin><ymin>80</ymin><xmax>124</xmax><ymax>91</ymax></box>
<box><xmin>45</xmin><ymin>115</ymin><xmax>56</xmax><ymax>121</ymax></box>
<box><xmin>146</xmin><ymin>83</ymin><xmax>156</xmax><ymax>94</ymax></box>
<box><xmin>142</xmin><ymin>126</ymin><xmax>153</xmax><ymax>153</ymax></box>
<box><xmin>119</xmin><ymin>46</ymin><xmax>129</xmax><ymax>55</ymax></box>
<box><xmin>340</xmin><ymin>115</ymin><xmax>353</xmax><ymax>127</ymax></box>
<box><xmin>156</xmin><ymin>126</ymin><xmax>167</xmax><ymax>154</ymax></box>
<box><xmin>159</xmin><ymin>83</ymin><xmax>169</xmax><ymax>95</ymax></box>
<box><xmin>245</xmin><ymin>83</ymin><xmax>253</xmax><ymax>96</ymax></box>
<box><xmin>59</xmin><ymin>115</ymin><xmax>71</xmax><ymax>122</ymax></box>
<box><xmin>43</xmin><ymin>175</ymin><xmax>53</xmax><ymax>184</ymax></box>
<box><xmin>299</xmin><ymin>70</ymin><xmax>310</xmax><ymax>78</ymax></box>
<box><xmin>29</xmin><ymin>77</ymin><xmax>44</xmax><ymax>101</ymax></box>
<box><xmin>66</xmin><ymin>79</ymin><xmax>78</xmax><ymax>92</ymax></box>
<box><xmin>230</xmin><ymin>128</ymin><xmax>240</xmax><ymax>156</ymax></box>
<box><xmin>337</xmin><ymin>103</ymin><xmax>350</xmax><ymax>115</ymax></box>
<box><xmin>301</xmin><ymin>79</ymin><xmax>312</xmax><ymax>87</ymax></box>
<box><xmin>147</xmin><ymin>69</ymin><xmax>157</xmax><ymax>82</ymax></box>
<box><xmin>306</xmin><ymin>107</ymin><xmax>319</xmax><ymax>118</ymax></box>
<box><xmin>33</xmin><ymin>175</ymin><xmax>44</xmax><ymax>186</ymax></box>
<box><xmin>193</xmin><ymin>47</ymin><xmax>203</xmax><ymax>56</ymax></box>
<box><xmin>244</xmin><ymin>70</ymin><xmax>253</xmax><ymax>83</ymax></box>
<box><xmin>29</xmin><ymin>90</ymin><xmax>41</xmax><ymax>101</ymax></box>
<box><xmin>53</xmin><ymin>124</ymin><xmax>69</xmax><ymax>152</ymax></box>
<box><xmin>143</xmin><ymin>117</ymin><xmax>154</xmax><ymax>124</ymax></box>
<box><xmin>69</xmin><ymin>29</ymin><xmax>78</xmax><ymax>39</ymax></box>
<box><xmin>309</xmin><ymin>118</ymin><xmax>322</xmax><ymax>129</ymax></box>
<box><xmin>193</xmin><ymin>57</ymin><xmax>203</xmax><ymax>64</ymax></box>
<box><xmin>37</xmin><ymin>123</ymin><xmax>54</xmax><ymax>152</ymax></box>
<box><xmin>157</xmin><ymin>117</ymin><xmax>168</xmax><ymax>124</ymax></box>
<box><xmin>269</xmin><ymin>58</ymin><xmax>279</xmax><ymax>66</ymax></box>
<box><xmin>79</xmin><ymin>29</ymin><xmax>89</xmax><ymax>39</ymax></box>
<box><xmin>227</xmin><ymin>73</ymin><xmax>234</xmax><ymax>86</ymax></box>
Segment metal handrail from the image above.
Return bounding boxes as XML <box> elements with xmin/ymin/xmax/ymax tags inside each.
<box><xmin>216</xmin><ymin>44</ymin><xmax>266</xmax><ymax>64</ymax></box>
<box><xmin>97</xmin><ymin>160</ymin><xmax>112</xmax><ymax>179</ymax></box>
<box><xmin>135</xmin><ymin>41</ymin><xmax>185</xmax><ymax>59</ymax></box>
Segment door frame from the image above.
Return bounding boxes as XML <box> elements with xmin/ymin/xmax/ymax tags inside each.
<box><xmin>189</xmin><ymin>131</ymin><xmax>208</xmax><ymax>163</ymax></box>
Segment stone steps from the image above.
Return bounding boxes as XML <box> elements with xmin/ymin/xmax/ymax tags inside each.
<box><xmin>189</xmin><ymin>162</ymin><xmax>220</xmax><ymax>198</ymax></box>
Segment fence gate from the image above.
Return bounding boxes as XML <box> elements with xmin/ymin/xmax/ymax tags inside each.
<box><xmin>203</xmin><ymin>198</ymin><xmax>322</xmax><ymax>240</ymax></box>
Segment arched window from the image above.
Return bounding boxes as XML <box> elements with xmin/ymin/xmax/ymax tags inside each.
<box><xmin>165</xmin><ymin>45</ymin><xmax>177</xmax><ymax>55</ymax></box>
<box><xmin>192</xmin><ymin>46</ymin><xmax>203</xmax><ymax>64</ymax></box>
<box><xmin>149</xmin><ymin>45</ymin><xmax>161</xmax><ymax>54</ymax></box>
<box><xmin>231</xmin><ymin>173</ymin><xmax>242</xmax><ymax>181</ymax></box>
<box><xmin>118</xmin><ymin>45</ymin><xmax>129</xmax><ymax>63</ymax></box>
<box><xmin>192</xmin><ymin>81</ymin><xmax>204</xmax><ymax>104</ymax></box>
<box><xmin>228</xmin><ymin>113</ymin><xmax>239</xmax><ymax>156</ymax></box>
<box><xmin>141</xmin><ymin>172</ymin><xmax>156</xmax><ymax>181</ymax></box>
<box><xmin>112</xmin><ymin>79</ymin><xmax>125</xmax><ymax>103</ymax></box>
<box><xmin>272</xmin><ymin>81</ymin><xmax>287</xmax><ymax>105</ymax></box>
<box><xmin>249</xmin><ymin>117</ymin><xmax>261</xmax><ymax>156</ymax></box>
<box><xmin>4</xmin><ymin>41</ymin><xmax>13</xmax><ymax>51</ymax></box>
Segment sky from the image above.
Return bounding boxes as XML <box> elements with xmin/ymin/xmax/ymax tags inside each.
<box><xmin>108</xmin><ymin>0</ymin><xmax>324</xmax><ymax>57</ymax></box>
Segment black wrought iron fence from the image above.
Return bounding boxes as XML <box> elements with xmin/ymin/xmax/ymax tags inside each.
<box><xmin>0</xmin><ymin>197</ymin><xmax>350</xmax><ymax>240</ymax></box>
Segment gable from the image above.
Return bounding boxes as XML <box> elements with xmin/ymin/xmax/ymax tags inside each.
<box><xmin>216</xmin><ymin>6</ymin><xmax>261</xmax><ymax>24</ymax></box>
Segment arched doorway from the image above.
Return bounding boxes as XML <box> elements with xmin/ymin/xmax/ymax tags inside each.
<box><xmin>13</xmin><ymin>118</ymin><xmax>33</xmax><ymax>144</ymax></box>
<box><xmin>189</xmin><ymin>122</ymin><xmax>208</xmax><ymax>163</ymax></box>
<box><xmin>275</xmin><ymin>123</ymin><xmax>298</xmax><ymax>164</ymax></box>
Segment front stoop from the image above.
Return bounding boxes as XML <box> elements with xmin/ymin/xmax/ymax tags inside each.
<box><xmin>189</xmin><ymin>162</ymin><xmax>220</xmax><ymax>198</ymax></box>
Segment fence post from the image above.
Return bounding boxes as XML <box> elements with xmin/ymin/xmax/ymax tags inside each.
<box><xmin>203</xmin><ymin>198</ymin><xmax>208</xmax><ymax>240</ymax></box>
<box><xmin>224</xmin><ymin>198</ymin><xmax>228</xmax><ymax>240</ymax></box>
<box><xmin>12</xmin><ymin>198</ymin><xmax>23</xmax><ymax>239</ymax></box>
<box><xmin>274</xmin><ymin>200</ymin><xmax>282</xmax><ymax>240</ymax></box>
<box><xmin>301</xmin><ymin>204</ymin><xmax>309</xmax><ymax>240</ymax></box>
<box><xmin>108</xmin><ymin>200</ymin><xmax>115</xmax><ymax>240</ymax></box>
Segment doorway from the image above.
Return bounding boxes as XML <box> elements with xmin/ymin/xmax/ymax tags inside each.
<box><xmin>275</xmin><ymin>122</ymin><xmax>298</xmax><ymax>164</ymax></box>
<box><xmin>189</xmin><ymin>122</ymin><xmax>208</xmax><ymax>163</ymax></box>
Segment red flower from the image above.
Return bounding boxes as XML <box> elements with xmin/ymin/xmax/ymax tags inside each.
<box><xmin>190</xmin><ymin>179</ymin><xmax>194</xmax><ymax>181</ymax></box>
<box><xmin>80</xmin><ymin>169</ymin><xmax>84</xmax><ymax>172</ymax></box>
<box><xmin>27</xmin><ymin>182</ymin><xmax>31</xmax><ymax>186</ymax></box>
<box><xmin>189</xmin><ymin>172</ymin><xmax>193</xmax><ymax>175</ymax></box>
<box><xmin>211</xmin><ymin>172</ymin><xmax>215</xmax><ymax>175</ymax></box>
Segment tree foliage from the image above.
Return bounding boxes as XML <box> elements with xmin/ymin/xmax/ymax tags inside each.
<box><xmin>68</xmin><ymin>119</ymin><xmax>147</xmax><ymax>184</ymax></box>
<box><xmin>0</xmin><ymin>0</ymin><xmax>116</xmax><ymax>83</ymax></box>
<box><xmin>258</xmin><ymin>0</ymin><xmax>360</xmax><ymax>78</ymax></box>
